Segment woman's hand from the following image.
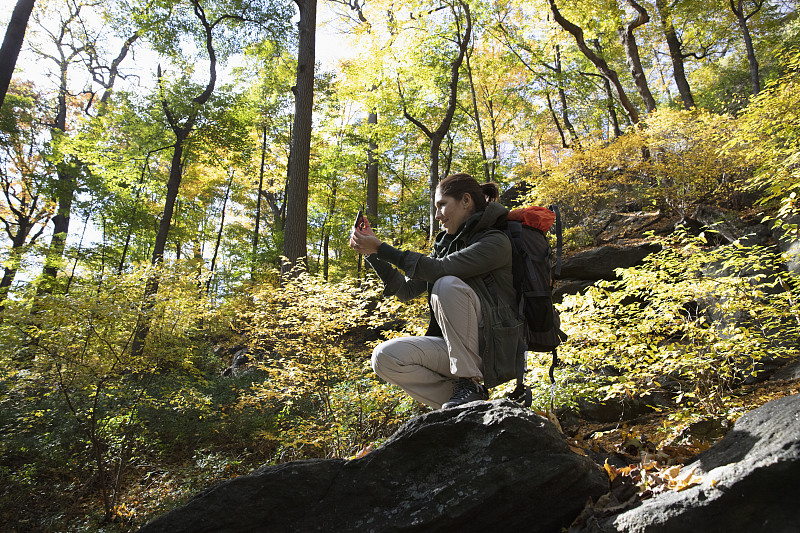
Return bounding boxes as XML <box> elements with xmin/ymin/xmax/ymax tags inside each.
<box><xmin>349</xmin><ymin>216</ymin><xmax>382</xmax><ymax>256</ymax></box>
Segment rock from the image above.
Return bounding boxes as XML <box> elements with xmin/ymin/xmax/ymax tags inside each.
<box><xmin>593</xmin><ymin>212</ymin><xmax>673</xmax><ymax>244</ymax></box>
<box><xmin>571</xmin><ymin>393</ymin><xmax>800</xmax><ymax>532</ymax></box>
<box><xmin>671</xmin><ymin>417</ymin><xmax>733</xmax><ymax>445</ymax></box>
<box><xmin>771</xmin><ymin>360</ymin><xmax>800</xmax><ymax>381</ymax></box>
<box><xmin>220</xmin><ymin>348</ymin><xmax>251</xmax><ymax>377</ymax></box>
<box><xmin>773</xmin><ymin>215</ymin><xmax>800</xmax><ymax>274</ymax></box>
<box><xmin>678</xmin><ymin>206</ymin><xmax>772</xmax><ymax>248</ymax></box>
<box><xmin>558</xmin><ymin>244</ymin><xmax>661</xmax><ymax>281</ymax></box>
<box><xmin>577</xmin><ymin>391</ymin><xmax>670</xmax><ymax>424</ymax></box>
<box><xmin>139</xmin><ymin>400</ymin><xmax>608</xmax><ymax>533</ymax></box>
<box><xmin>690</xmin><ymin>205</ymin><xmax>740</xmax><ymax>244</ymax></box>
<box><xmin>554</xmin><ymin>279</ymin><xmax>596</xmax><ymax>302</ymax></box>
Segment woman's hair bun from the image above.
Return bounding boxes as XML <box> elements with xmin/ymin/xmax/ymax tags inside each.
<box><xmin>481</xmin><ymin>182</ymin><xmax>499</xmax><ymax>202</ymax></box>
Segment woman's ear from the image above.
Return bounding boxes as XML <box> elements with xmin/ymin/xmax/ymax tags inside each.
<box><xmin>462</xmin><ymin>193</ymin><xmax>474</xmax><ymax>210</ymax></box>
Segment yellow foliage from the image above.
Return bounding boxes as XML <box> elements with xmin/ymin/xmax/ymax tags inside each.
<box><xmin>230</xmin><ymin>268</ymin><xmax>425</xmax><ymax>459</ymax></box>
<box><xmin>518</xmin><ymin>108</ymin><xmax>749</xmax><ymax>229</ymax></box>
<box><xmin>722</xmin><ymin>48</ymin><xmax>800</xmax><ymax>222</ymax></box>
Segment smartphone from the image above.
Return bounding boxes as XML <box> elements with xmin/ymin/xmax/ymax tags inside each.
<box><xmin>354</xmin><ymin>210</ymin><xmax>364</xmax><ymax>230</ymax></box>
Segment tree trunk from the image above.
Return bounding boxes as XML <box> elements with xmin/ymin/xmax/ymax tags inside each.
<box><xmin>0</xmin><ymin>228</ymin><xmax>31</xmax><ymax>308</ymax></box>
<box><xmin>0</xmin><ymin>0</ymin><xmax>35</xmax><ymax>110</ymax></box>
<box><xmin>131</xmin><ymin>0</ymin><xmax>218</xmax><ymax>357</ymax></box>
<box><xmin>603</xmin><ymin>76</ymin><xmax>622</xmax><ymax>138</ymax></box>
<box><xmin>208</xmin><ymin>170</ymin><xmax>233</xmax><ymax>293</ymax></box>
<box><xmin>619</xmin><ymin>0</ymin><xmax>657</xmax><ymax>113</ymax></box>
<box><xmin>322</xmin><ymin>181</ymin><xmax>336</xmax><ymax>281</ymax></box>
<box><xmin>252</xmin><ymin>123</ymin><xmax>267</xmax><ymax>276</ymax></box>
<box><xmin>465</xmin><ymin>52</ymin><xmax>490</xmax><ymax>183</ymax></box>
<box><xmin>549</xmin><ymin>0</ymin><xmax>640</xmax><ymax>125</ymax></box>
<box><xmin>546</xmin><ymin>91</ymin><xmax>568</xmax><ymax>148</ymax></box>
<box><xmin>730</xmin><ymin>0</ymin><xmax>762</xmax><ymax>95</ymax></box>
<box><xmin>554</xmin><ymin>45</ymin><xmax>580</xmax><ymax>147</ymax></box>
<box><xmin>37</xmin><ymin>53</ymin><xmax>75</xmax><ymax>296</ymax></box>
<box><xmin>366</xmin><ymin>110</ymin><xmax>379</xmax><ymax>224</ymax></box>
<box><xmin>323</xmin><ymin>231</ymin><xmax>330</xmax><ymax>281</ymax></box>
<box><xmin>481</xmin><ymin>87</ymin><xmax>499</xmax><ymax>180</ymax></box>
<box><xmin>401</xmin><ymin>0</ymin><xmax>471</xmax><ymax>238</ymax></box>
<box><xmin>282</xmin><ymin>0</ymin><xmax>317</xmax><ymax>274</ymax></box>
<box><xmin>36</xmin><ymin>12</ymin><xmax>136</xmax><ymax>295</ymax></box>
<box><xmin>655</xmin><ymin>0</ymin><xmax>696</xmax><ymax>109</ymax></box>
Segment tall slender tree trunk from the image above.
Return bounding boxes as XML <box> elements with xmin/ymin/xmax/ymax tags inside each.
<box><xmin>465</xmin><ymin>52</ymin><xmax>490</xmax><ymax>183</ymax></box>
<box><xmin>590</xmin><ymin>41</ymin><xmax>623</xmax><ymax>138</ymax></box>
<box><xmin>37</xmin><ymin>55</ymin><xmax>75</xmax><ymax>296</ymax></box>
<box><xmin>730</xmin><ymin>0</ymin><xmax>762</xmax><ymax>95</ymax></box>
<box><xmin>36</xmin><ymin>11</ymin><xmax>137</xmax><ymax>295</ymax></box>
<box><xmin>603</xmin><ymin>77</ymin><xmax>622</xmax><ymax>138</ymax></box>
<box><xmin>323</xmin><ymin>181</ymin><xmax>336</xmax><ymax>281</ymax></box>
<box><xmin>131</xmin><ymin>0</ymin><xmax>217</xmax><ymax>357</ymax></box>
<box><xmin>0</xmin><ymin>229</ymin><xmax>32</xmax><ymax>309</ymax></box>
<box><xmin>366</xmin><ymin>109</ymin><xmax>378</xmax><ymax>224</ymax></box>
<box><xmin>0</xmin><ymin>0</ymin><xmax>35</xmax><ymax>110</ymax></box>
<box><xmin>481</xmin><ymin>87</ymin><xmax>499</xmax><ymax>180</ymax></box>
<box><xmin>656</xmin><ymin>0</ymin><xmax>696</xmax><ymax>110</ymax></box>
<box><xmin>208</xmin><ymin>170</ymin><xmax>233</xmax><ymax>293</ymax></box>
<box><xmin>546</xmin><ymin>91</ymin><xmax>568</xmax><ymax>148</ymax></box>
<box><xmin>252</xmin><ymin>123</ymin><xmax>267</xmax><ymax>276</ymax></box>
<box><xmin>619</xmin><ymin>0</ymin><xmax>657</xmax><ymax>113</ymax></box>
<box><xmin>282</xmin><ymin>0</ymin><xmax>316</xmax><ymax>274</ymax></box>
<box><xmin>554</xmin><ymin>45</ymin><xmax>580</xmax><ymax>147</ymax></box>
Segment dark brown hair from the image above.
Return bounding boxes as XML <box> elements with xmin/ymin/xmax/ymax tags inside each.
<box><xmin>437</xmin><ymin>173</ymin><xmax>499</xmax><ymax>211</ymax></box>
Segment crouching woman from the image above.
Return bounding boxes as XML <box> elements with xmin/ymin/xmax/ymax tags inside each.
<box><xmin>349</xmin><ymin>173</ymin><xmax>521</xmax><ymax>409</ymax></box>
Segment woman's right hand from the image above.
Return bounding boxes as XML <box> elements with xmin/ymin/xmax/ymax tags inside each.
<box><xmin>350</xmin><ymin>216</ymin><xmax>382</xmax><ymax>255</ymax></box>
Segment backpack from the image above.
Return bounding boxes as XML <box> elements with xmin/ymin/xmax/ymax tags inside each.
<box><xmin>502</xmin><ymin>205</ymin><xmax>567</xmax><ymax>408</ymax></box>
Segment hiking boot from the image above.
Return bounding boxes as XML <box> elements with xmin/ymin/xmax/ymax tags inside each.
<box><xmin>442</xmin><ymin>378</ymin><xmax>489</xmax><ymax>409</ymax></box>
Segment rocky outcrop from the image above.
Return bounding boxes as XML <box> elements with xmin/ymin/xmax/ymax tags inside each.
<box><xmin>139</xmin><ymin>400</ymin><xmax>608</xmax><ymax>533</ymax></box>
<box><xmin>557</xmin><ymin>244</ymin><xmax>661</xmax><ymax>282</ymax></box>
<box><xmin>570</xmin><ymin>393</ymin><xmax>800</xmax><ymax>533</ymax></box>
<box><xmin>774</xmin><ymin>214</ymin><xmax>800</xmax><ymax>274</ymax></box>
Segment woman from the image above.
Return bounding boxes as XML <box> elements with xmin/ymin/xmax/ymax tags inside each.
<box><xmin>350</xmin><ymin>173</ymin><xmax>521</xmax><ymax>409</ymax></box>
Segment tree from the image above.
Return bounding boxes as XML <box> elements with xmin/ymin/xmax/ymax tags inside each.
<box><xmin>618</xmin><ymin>0</ymin><xmax>657</xmax><ymax>113</ymax></box>
<box><xmin>32</xmin><ymin>0</ymin><xmax>138</xmax><ymax>295</ymax></box>
<box><xmin>398</xmin><ymin>0</ymin><xmax>472</xmax><ymax>237</ymax></box>
<box><xmin>548</xmin><ymin>0</ymin><xmax>641</xmax><ymax>125</ymax></box>
<box><xmin>0</xmin><ymin>82</ymin><xmax>53</xmax><ymax>307</ymax></box>
<box><xmin>729</xmin><ymin>0</ymin><xmax>764</xmax><ymax>95</ymax></box>
<box><xmin>655</xmin><ymin>0</ymin><xmax>698</xmax><ymax>109</ymax></box>
<box><xmin>282</xmin><ymin>0</ymin><xmax>317</xmax><ymax>272</ymax></box>
<box><xmin>131</xmin><ymin>0</ymin><xmax>292</xmax><ymax>354</ymax></box>
<box><xmin>0</xmin><ymin>0</ymin><xmax>35</xmax><ymax>110</ymax></box>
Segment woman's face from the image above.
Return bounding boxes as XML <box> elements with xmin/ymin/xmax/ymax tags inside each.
<box><xmin>434</xmin><ymin>190</ymin><xmax>474</xmax><ymax>234</ymax></box>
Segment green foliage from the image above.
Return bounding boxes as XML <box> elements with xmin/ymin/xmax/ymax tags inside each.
<box><xmin>541</xmin><ymin>232</ymin><xmax>800</xmax><ymax>417</ymax></box>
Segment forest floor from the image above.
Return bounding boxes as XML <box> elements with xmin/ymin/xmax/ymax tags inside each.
<box><xmin>553</xmin><ymin>372</ymin><xmax>800</xmax><ymax>500</ymax></box>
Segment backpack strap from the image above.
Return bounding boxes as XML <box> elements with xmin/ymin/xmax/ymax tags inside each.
<box><xmin>507</xmin><ymin>338</ymin><xmax>531</xmax><ymax>407</ymax></box>
<box><xmin>549</xmin><ymin>204</ymin><xmax>563</xmax><ymax>278</ymax></box>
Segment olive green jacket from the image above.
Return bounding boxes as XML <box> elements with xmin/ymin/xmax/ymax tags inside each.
<box><xmin>366</xmin><ymin>202</ymin><xmax>522</xmax><ymax>388</ymax></box>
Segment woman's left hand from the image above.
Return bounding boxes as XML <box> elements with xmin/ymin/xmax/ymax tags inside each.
<box><xmin>349</xmin><ymin>217</ymin><xmax>382</xmax><ymax>256</ymax></box>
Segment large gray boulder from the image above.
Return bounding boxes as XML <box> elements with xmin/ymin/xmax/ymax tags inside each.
<box><xmin>572</xmin><ymin>393</ymin><xmax>800</xmax><ymax>532</ymax></box>
<box><xmin>139</xmin><ymin>400</ymin><xmax>607</xmax><ymax>533</ymax></box>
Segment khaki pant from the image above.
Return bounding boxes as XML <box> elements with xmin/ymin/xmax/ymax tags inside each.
<box><xmin>371</xmin><ymin>276</ymin><xmax>483</xmax><ymax>408</ymax></box>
